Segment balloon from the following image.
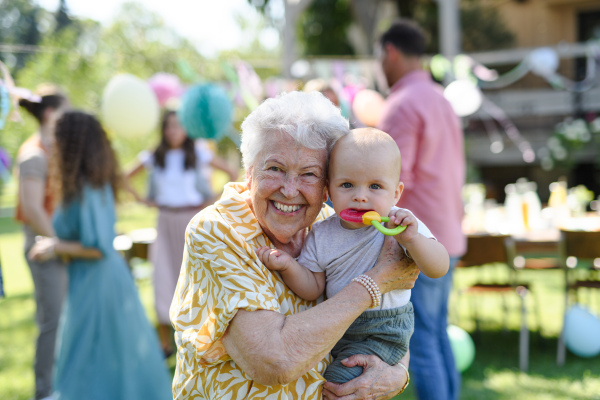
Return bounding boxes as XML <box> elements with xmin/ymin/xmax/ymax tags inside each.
<box><xmin>444</xmin><ymin>79</ymin><xmax>483</xmax><ymax>117</ymax></box>
<box><xmin>564</xmin><ymin>305</ymin><xmax>600</xmax><ymax>358</ymax></box>
<box><xmin>343</xmin><ymin>84</ymin><xmax>363</xmax><ymax>105</ymax></box>
<box><xmin>352</xmin><ymin>89</ymin><xmax>385</xmax><ymax>127</ymax></box>
<box><xmin>528</xmin><ymin>47</ymin><xmax>559</xmax><ymax>77</ymax></box>
<box><xmin>447</xmin><ymin>324</ymin><xmax>475</xmax><ymax>372</ymax></box>
<box><xmin>0</xmin><ymin>146</ymin><xmax>10</xmax><ymax>169</ymax></box>
<box><xmin>148</xmin><ymin>73</ymin><xmax>184</xmax><ymax>107</ymax></box>
<box><xmin>101</xmin><ymin>74</ymin><xmax>159</xmax><ymax>138</ymax></box>
<box><xmin>430</xmin><ymin>54</ymin><xmax>452</xmax><ymax>82</ymax></box>
<box><xmin>0</xmin><ymin>83</ymin><xmax>10</xmax><ymax>130</ymax></box>
<box><xmin>177</xmin><ymin>84</ymin><xmax>233</xmax><ymax>140</ymax></box>
<box><xmin>290</xmin><ymin>59</ymin><xmax>311</xmax><ymax>78</ymax></box>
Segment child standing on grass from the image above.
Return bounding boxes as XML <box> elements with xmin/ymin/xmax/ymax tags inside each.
<box><xmin>125</xmin><ymin>110</ymin><xmax>237</xmax><ymax>357</ymax></box>
<box><xmin>257</xmin><ymin>127</ymin><xmax>449</xmax><ymax>383</ymax></box>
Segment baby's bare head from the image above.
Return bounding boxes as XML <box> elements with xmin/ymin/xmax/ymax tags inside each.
<box><xmin>330</xmin><ymin>127</ymin><xmax>401</xmax><ymax>183</ymax></box>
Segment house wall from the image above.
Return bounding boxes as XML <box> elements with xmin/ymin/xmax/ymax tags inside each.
<box><xmin>492</xmin><ymin>0</ymin><xmax>600</xmax><ymax>47</ymax></box>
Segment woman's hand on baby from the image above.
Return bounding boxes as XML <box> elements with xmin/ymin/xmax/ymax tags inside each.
<box><xmin>256</xmin><ymin>247</ymin><xmax>293</xmax><ymax>272</ymax></box>
<box><xmin>323</xmin><ymin>354</ymin><xmax>407</xmax><ymax>400</ymax></box>
<box><xmin>387</xmin><ymin>208</ymin><xmax>419</xmax><ymax>244</ymax></box>
<box><xmin>369</xmin><ymin>236</ymin><xmax>419</xmax><ymax>294</ymax></box>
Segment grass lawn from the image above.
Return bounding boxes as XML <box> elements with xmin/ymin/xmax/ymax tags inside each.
<box><xmin>1</xmin><ymin>179</ymin><xmax>599</xmax><ymax>399</ymax></box>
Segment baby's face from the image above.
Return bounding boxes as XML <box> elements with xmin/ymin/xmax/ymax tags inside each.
<box><xmin>328</xmin><ymin>144</ymin><xmax>402</xmax><ymax>229</ymax></box>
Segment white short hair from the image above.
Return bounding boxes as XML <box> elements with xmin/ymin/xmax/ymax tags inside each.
<box><xmin>240</xmin><ymin>91</ymin><xmax>349</xmax><ymax>171</ymax></box>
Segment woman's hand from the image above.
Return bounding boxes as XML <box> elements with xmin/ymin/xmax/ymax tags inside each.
<box><xmin>368</xmin><ymin>236</ymin><xmax>420</xmax><ymax>295</ymax></box>
<box><xmin>322</xmin><ymin>353</ymin><xmax>409</xmax><ymax>400</ymax></box>
<box><xmin>28</xmin><ymin>237</ymin><xmax>58</xmax><ymax>262</ymax></box>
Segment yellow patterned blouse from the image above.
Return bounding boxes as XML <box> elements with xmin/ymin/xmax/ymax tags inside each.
<box><xmin>170</xmin><ymin>182</ymin><xmax>335</xmax><ymax>399</ymax></box>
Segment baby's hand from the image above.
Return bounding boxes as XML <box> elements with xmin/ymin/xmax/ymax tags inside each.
<box><xmin>256</xmin><ymin>247</ymin><xmax>293</xmax><ymax>272</ymax></box>
<box><xmin>387</xmin><ymin>208</ymin><xmax>419</xmax><ymax>244</ymax></box>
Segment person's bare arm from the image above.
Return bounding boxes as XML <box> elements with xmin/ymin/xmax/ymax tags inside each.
<box><xmin>257</xmin><ymin>247</ymin><xmax>325</xmax><ymax>301</ymax></box>
<box><xmin>222</xmin><ymin>236</ymin><xmax>418</xmax><ymax>387</ymax></box>
<box><xmin>389</xmin><ymin>208</ymin><xmax>449</xmax><ymax>278</ymax></box>
<box><xmin>223</xmin><ymin>282</ymin><xmax>371</xmax><ymax>386</ymax></box>
<box><xmin>403</xmin><ymin>235</ymin><xmax>449</xmax><ymax>278</ymax></box>
<box><xmin>123</xmin><ymin>161</ymin><xmax>150</xmax><ymax>204</ymax></box>
<box><xmin>28</xmin><ymin>237</ymin><xmax>102</xmax><ymax>262</ymax></box>
<box><xmin>20</xmin><ymin>177</ymin><xmax>54</xmax><ymax>237</ymax></box>
<box><xmin>210</xmin><ymin>156</ymin><xmax>238</xmax><ymax>182</ymax></box>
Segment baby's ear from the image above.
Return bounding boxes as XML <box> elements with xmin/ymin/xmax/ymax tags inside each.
<box><xmin>323</xmin><ymin>184</ymin><xmax>329</xmax><ymax>204</ymax></box>
<box><xmin>395</xmin><ymin>181</ymin><xmax>405</xmax><ymax>203</ymax></box>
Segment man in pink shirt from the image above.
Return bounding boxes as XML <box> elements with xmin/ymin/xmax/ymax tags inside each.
<box><xmin>377</xmin><ymin>19</ymin><xmax>466</xmax><ymax>400</ymax></box>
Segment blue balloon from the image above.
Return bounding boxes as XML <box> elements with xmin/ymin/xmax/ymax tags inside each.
<box><xmin>447</xmin><ymin>324</ymin><xmax>475</xmax><ymax>372</ymax></box>
<box><xmin>564</xmin><ymin>305</ymin><xmax>600</xmax><ymax>358</ymax></box>
<box><xmin>0</xmin><ymin>84</ymin><xmax>10</xmax><ymax>130</ymax></box>
<box><xmin>178</xmin><ymin>83</ymin><xmax>233</xmax><ymax>140</ymax></box>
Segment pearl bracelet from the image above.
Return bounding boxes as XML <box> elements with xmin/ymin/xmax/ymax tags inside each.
<box><xmin>351</xmin><ymin>274</ymin><xmax>382</xmax><ymax>308</ymax></box>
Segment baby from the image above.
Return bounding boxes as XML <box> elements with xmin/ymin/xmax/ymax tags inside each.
<box><xmin>257</xmin><ymin>127</ymin><xmax>449</xmax><ymax>383</ymax></box>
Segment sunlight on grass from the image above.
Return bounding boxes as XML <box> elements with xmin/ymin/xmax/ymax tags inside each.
<box><xmin>0</xmin><ymin>193</ymin><xmax>167</xmax><ymax>400</ymax></box>
<box><xmin>1</xmin><ymin>181</ymin><xmax>599</xmax><ymax>399</ymax></box>
<box><xmin>484</xmin><ymin>370</ymin><xmax>600</xmax><ymax>399</ymax></box>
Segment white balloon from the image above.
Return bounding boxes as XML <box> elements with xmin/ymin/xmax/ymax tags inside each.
<box><xmin>528</xmin><ymin>47</ymin><xmax>559</xmax><ymax>77</ymax></box>
<box><xmin>101</xmin><ymin>74</ymin><xmax>160</xmax><ymax>138</ymax></box>
<box><xmin>443</xmin><ymin>80</ymin><xmax>483</xmax><ymax>117</ymax></box>
<box><xmin>290</xmin><ymin>59</ymin><xmax>311</xmax><ymax>78</ymax></box>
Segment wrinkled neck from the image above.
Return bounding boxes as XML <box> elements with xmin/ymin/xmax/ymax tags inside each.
<box><xmin>269</xmin><ymin>228</ymin><xmax>306</xmax><ymax>258</ymax></box>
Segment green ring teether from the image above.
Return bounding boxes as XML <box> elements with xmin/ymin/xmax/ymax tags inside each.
<box><xmin>371</xmin><ymin>221</ymin><xmax>407</xmax><ymax>236</ymax></box>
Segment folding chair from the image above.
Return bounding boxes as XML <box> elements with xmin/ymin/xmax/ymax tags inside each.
<box><xmin>556</xmin><ymin>229</ymin><xmax>600</xmax><ymax>366</ymax></box>
<box><xmin>457</xmin><ymin>234</ymin><xmax>531</xmax><ymax>371</ymax></box>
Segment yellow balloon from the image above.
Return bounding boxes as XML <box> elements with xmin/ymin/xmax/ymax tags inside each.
<box><xmin>101</xmin><ymin>74</ymin><xmax>159</xmax><ymax>138</ymax></box>
<box><xmin>352</xmin><ymin>89</ymin><xmax>385</xmax><ymax>127</ymax></box>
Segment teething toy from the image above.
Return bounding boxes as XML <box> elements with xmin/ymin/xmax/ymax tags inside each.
<box><xmin>339</xmin><ymin>209</ymin><xmax>406</xmax><ymax>236</ymax></box>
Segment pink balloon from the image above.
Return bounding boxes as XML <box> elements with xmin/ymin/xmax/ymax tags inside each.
<box><xmin>352</xmin><ymin>89</ymin><xmax>385</xmax><ymax>127</ymax></box>
<box><xmin>148</xmin><ymin>73</ymin><xmax>184</xmax><ymax>107</ymax></box>
<box><xmin>343</xmin><ymin>84</ymin><xmax>362</xmax><ymax>104</ymax></box>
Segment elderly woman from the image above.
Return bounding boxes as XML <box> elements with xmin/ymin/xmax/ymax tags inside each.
<box><xmin>170</xmin><ymin>91</ymin><xmax>419</xmax><ymax>400</ymax></box>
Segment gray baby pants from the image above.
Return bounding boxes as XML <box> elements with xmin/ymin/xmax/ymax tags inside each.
<box><xmin>324</xmin><ymin>302</ymin><xmax>414</xmax><ymax>383</ymax></box>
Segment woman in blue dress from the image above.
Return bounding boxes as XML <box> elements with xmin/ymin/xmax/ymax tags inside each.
<box><xmin>28</xmin><ymin>111</ymin><xmax>173</xmax><ymax>400</ymax></box>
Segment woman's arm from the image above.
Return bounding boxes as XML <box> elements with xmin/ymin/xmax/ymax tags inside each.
<box><xmin>210</xmin><ymin>156</ymin><xmax>238</xmax><ymax>182</ymax></box>
<box><xmin>223</xmin><ymin>281</ymin><xmax>371</xmax><ymax>386</ymax></box>
<box><xmin>20</xmin><ymin>177</ymin><xmax>55</xmax><ymax>237</ymax></box>
<box><xmin>222</xmin><ymin>236</ymin><xmax>418</xmax><ymax>387</ymax></box>
<box><xmin>28</xmin><ymin>236</ymin><xmax>102</xmax><ymax>262</ymax></box>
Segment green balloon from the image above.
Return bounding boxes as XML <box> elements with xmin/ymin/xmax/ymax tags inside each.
<box><xmin>447</xmin><ymin>324</ymin><xmax>475</xmax><ymax>373</ymax></box>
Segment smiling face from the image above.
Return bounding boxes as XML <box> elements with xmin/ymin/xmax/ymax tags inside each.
<box><xmin>328</xmin><ymin>129</ymin><xmax>403</xmax><ymax>229</ymax></box>
<box><xmin>246</xmin><ymin>131</ymin><xmax>328</xmax><ymax>247</ymax></box>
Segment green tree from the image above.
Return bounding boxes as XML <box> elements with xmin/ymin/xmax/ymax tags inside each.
<box><xmin>298</xmin><ymin>0</ymin><xmax>354</xmax><ymax>56</ymax></box>
<box><xmin>394</xmin><ymin>0</ymin><xmax>515</xmax><ymax>53</ymax></box>
<box><xmin>3</xmin><ymin>1</ymin><xmax>273</xmax><ymax>167</ymax></box>
<box><xmin>250</xmin><ymin>0</ymin><xmax>515</xmax><ymax>56</ymax></box>
<box><xmin>54</xmin><ymin>0</ymin><xmax>72</xmax><ymax>33</ymax></box>
<box><xmin>0</xmin><ymin>0</ymin><xmax>47</xmax><ymax>72</ymax></box>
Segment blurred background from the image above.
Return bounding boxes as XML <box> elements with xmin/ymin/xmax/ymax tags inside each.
<box><xmin>1</xmin><ymin>1</ymin><xmax>600</xmax><ymax>399</ymax></box>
